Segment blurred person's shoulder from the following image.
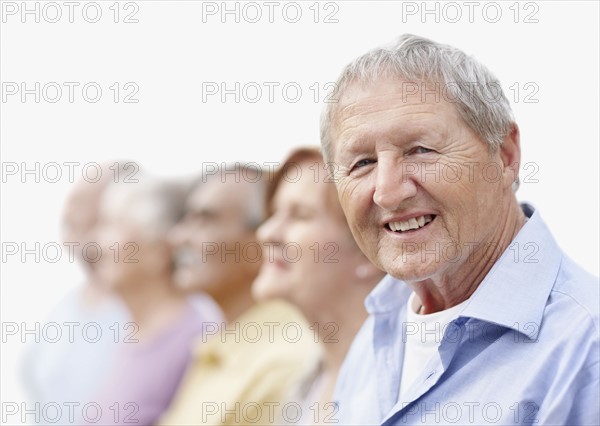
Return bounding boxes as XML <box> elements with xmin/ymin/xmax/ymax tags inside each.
<box><xmin>197</xmin><ymin>299</ymin><xmax>321</xmax><ymax>363</ymax></box>
<box><xmin>186</xmin><ymin>292</ymin><xmax>225</xmax><ymax>324</ymax></box>
<box><xmin>21</xmin><ymin>284</ymin><xmax>129</xmax><ymax>404</ymax></box>
<box><xmin>165</xmin><ymin>300</ymin><xmax>321</xmax><ymax>425</ymax></box>
<box><xmin>52</xmin><ymin>284</ymin><xmax>129</xmax><ymax>323</ymax></box>
<box><xmin>243</xmin><ymin>299</ymin><xmax>319</xmax><ymax>345</ymax></box>
<box><xmin>240</xmin><ymin>300</ymin><xmax>322</xmax><ymax>374</ymax></box>
<box><xmin>250</xmin><ymin>299</ymin><xmax>311</xmax><ymax>325</ymax></box>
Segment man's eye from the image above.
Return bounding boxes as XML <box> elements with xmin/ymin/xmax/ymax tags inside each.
<box><xmin>413</xmin><ymin>146</ymin><xmax>434</xmax><ymax>154</ymax></box>
<box><xmin>352</xmin><ymin>158</ymin><xmax>375</xmax><ymax>170</ymax></box>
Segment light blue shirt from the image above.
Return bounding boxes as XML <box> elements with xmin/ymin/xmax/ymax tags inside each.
<box><xmin>334</xmin><ymin>205</ymin><xmax>599</xmax><ymax>425</ymax></box>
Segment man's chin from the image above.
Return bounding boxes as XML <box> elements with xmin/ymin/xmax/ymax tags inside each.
<box><xmin>383</xmin><ymin>260</ymin><xmax>439</xmax><ymax>283</ymax></box>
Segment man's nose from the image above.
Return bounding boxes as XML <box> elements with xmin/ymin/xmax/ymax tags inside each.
<box><xmin>373</xmin><ymin>159</ymin><xmax>418</xmax><ymax>211</ymax></box>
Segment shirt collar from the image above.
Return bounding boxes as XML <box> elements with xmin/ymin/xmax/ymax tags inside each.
<box><xmin>460</xmin><ymin>204</ymin><xmax>562</xmax><ymax>340</ymax></box>
<box><xmin>364</xmin><ymin>204</ymin><xmax>562</xmax><ymax>340</ymax></box>
<box><xmin>365</xmin><ymin>273</ymin><xmax>412</xmax><ymax>314</ymax></box>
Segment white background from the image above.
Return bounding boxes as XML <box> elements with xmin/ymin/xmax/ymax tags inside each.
<box><xmin>1</xmin><ymin>0</ymin><xmax>599</xmax><ymax>418</ymax></box>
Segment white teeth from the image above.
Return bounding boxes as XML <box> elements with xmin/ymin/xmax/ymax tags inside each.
<box><xmin>388</xmin><ymin>215</ymin><xmax>434</xmax><ymax>233</ymax></box>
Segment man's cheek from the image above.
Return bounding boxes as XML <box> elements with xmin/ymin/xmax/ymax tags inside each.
<box><xmin>337</xmin><ymin>181</ymin><xmax>353</xmax><ymax>210</ymax></box>
<box><xmin>342</xmin><ymin>185</ymin><xmax>371</xmax><ymax>217</ymax></box>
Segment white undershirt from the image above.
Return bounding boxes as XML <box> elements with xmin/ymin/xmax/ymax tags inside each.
<box><xmin>399</xmin><ymin>292</ymin><xmax>469</xmax><ymax>400</ymax></box>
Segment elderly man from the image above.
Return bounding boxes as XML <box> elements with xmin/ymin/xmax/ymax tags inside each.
<box><xmin>322</xmin><ymin>35</ymin><xmax>599</xmax><ymax>425</ymax></box>
<box><xmin>159</xmin><ymin>164</ymin><xmax>318</xmax><ymax>425</ymax></box>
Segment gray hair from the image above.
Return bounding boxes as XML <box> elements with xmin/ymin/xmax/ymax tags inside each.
<box><xmin>101</xmin><ymin>173</ymin><xmax>186</xmax><ymax>241</ymax></box>
<box><xmin>320</xmin><ymin>34</ymin><xmax>514</xmax><ymax>163</ymax></box>
<box><xmin>197</xmin><ymin>162</ymin><xmax>267</xmax><ymax>231</ymax></box>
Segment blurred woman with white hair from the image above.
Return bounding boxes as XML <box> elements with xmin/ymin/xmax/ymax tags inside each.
<box><xmin>81</xmin><ymin>172</ymin><xmax>218</xmax><ymax>425</ymax></box>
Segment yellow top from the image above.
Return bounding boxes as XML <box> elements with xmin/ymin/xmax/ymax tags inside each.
<box><xmin>158</xmin><ymin>300</ymin><xmax>321</xmax><ymax>425</ymax></box>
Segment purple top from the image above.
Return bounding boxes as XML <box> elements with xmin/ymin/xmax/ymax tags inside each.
<box><xmin>83</xmin><ymin>302</ymin><xmax>209</xmax><ymax>425</ymax></box>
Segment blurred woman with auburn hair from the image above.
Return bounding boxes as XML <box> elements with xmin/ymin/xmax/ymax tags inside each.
<box><xmin>253</xmin><ymin>147</ymin><xmax>385</xmax><ymax>425</ymax></box>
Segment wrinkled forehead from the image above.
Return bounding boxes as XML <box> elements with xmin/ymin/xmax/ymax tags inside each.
<box><xmin>330</xmin><ymin>78</ymin><xmax>462</xmax><ymax>154</ymax></box>
<box><xmin>335</xmin><ymin>76</ymin><xmax>457</xmax><ymax>123</ymax></box>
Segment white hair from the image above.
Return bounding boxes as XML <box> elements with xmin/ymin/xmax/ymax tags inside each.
<box><xmin>101</xmin><ymin>174</ymin><xmax>186</xmax><ymax>241</ymax></box>
<box><xmin>320</xmin><ymin>34</ymin><xmax>514</xmax><ymax>163</ymax></box>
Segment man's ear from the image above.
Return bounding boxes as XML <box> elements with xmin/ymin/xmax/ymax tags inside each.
<box><xmin>499</xmin><ymin>122</ymin><xmax>521</xmax><ymax>191</ymax></box>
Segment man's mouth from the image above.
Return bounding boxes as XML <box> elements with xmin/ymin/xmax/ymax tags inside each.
<box><xmin>385</xmin><ymin>214</ymin><xmax>436</xmax><ymax>233</ymax></box>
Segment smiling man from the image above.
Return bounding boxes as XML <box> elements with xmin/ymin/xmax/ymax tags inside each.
<box><xmin>322</xmin><ymin>35</ymin><xmax>599</xmax><ymax>425</ymax></box>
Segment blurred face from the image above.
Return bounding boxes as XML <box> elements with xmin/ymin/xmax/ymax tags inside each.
<box><xmin>169</xmin><ymin>178</ymin><xmax>261</xmax><ymax>297</ymax></box>
<box><xmin>94</xmin><ymin>199</ymin><xmax>171</xmax><ymax>290</ymax></box>
<box><xmin>62</xmin><ymin>181</ymin><xmax>112</xmax><ymax>284</ymax></box>
<box><xmin>62</xmin><ymin>181</ymin><xmax>106</xmax><ymax>269</ymax></box>
<box><xmin>253</xmin><ymin>160</ymin><xmax>360</xmax><ymax>311</ymax></box>
<box><xmin>330</xmin><ymin>78</ymin><xmax>513</xmax><ymax>282</ymax></box>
